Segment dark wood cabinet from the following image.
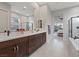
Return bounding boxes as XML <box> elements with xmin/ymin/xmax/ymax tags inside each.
<box><xmin>17</xmin><ymin>37</ymin><xmax>29</xmax><ymax>57</ymax></box>
<box><xmin>0</xmin><ymin>45</ymin><xmax>17</xmax><ymax>57</ymax></box>
<box><xmin>17</xmin><ymin>42</ymin><xmax>26</xmax><ymax>56</ymax></box>
<box><xmin>29</xmin><ymin>35</ymin><xmax>38</xmax><ymax>54</ymax></box>
<box><xmin>0</xmin><ymin>32</ymin><xmax>46</xmax><ymax>57</ymax></box>
<box><xmin>28</xmin><ymin>32</ymin><xmax>46</xmax><ymax>55</ymax></box>
<box><xmin>0</xmin><ymin>37</ymin><xmax>28</xmax><ymax>57</ymax></box>
<box><xmin>42</xmin><ymin>33</ymin><xmax>46</xmax><ymax>44</ymax></box>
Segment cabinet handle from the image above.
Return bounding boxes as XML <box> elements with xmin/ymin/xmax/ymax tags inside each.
<box><xmin>16</xmin><ymin>45</ymin><xmax>19</xmax><ymax>51</ymax></box>
<box><xmin>13</xmin><ymin>47</ymin><xmax>16</xmax><ymax>51</ymax></box>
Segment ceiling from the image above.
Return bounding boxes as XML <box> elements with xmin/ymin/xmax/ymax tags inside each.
<box><xmin>7</xmin><ymin>2</ymin><xmax>79</xmax><ymax>16</ymax></box>
<box><xmin>47</xmin><ymin>2</ymin><xmax>79</xmax><ymax>11</ymax></box>
<box><xmin>8</xmin><ymin>2</ymin><xmax>34</xmax><ymax>16</ymax></box>
<box><xmin>37</xmin><ymin>2</ymin><xmax>79</xmax><ymax>11</ymax></box>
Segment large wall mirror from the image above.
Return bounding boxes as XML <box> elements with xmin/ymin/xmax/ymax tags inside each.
<box><xmin>22</xmin><ymin>22</ymin><xmax>33</xmax><ymax>31</ymax></box>
<box><xmin>10</xmin><ymin>12</ymin><xmax>34</xmax><ymax>32</ymax></box>
<box><xmin>10</xmin><ymin>12</ymin><xmax>19</xmax><ymax>31</ymax></box>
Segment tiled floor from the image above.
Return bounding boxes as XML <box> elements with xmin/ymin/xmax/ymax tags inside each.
<box><xmin>30</xmin><ymin>33</ymin><xmax>79</xmax><ymax>57</ymax></box>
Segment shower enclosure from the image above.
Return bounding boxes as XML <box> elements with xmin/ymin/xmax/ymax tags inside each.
<box><xmin>69</xmin><ymin>16</ymin><xmax>79</xmax><ymax>39</ymax></box>
<box><xmin>68</xmin><ymin>16</ymin><xmax>79</xmax><ymax>51</ymax></box>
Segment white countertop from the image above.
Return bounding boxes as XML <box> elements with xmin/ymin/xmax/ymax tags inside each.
<box><xmin>0</xmin><ymin>31</ymin><xmax>46</xmax><ymax>42</ymax></box>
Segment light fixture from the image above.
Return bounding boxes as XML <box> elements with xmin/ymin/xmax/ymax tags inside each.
<box><xmin>24</xmin><ymin>6</ymin><xmax>27</xmax><ymax>9</ymax></box>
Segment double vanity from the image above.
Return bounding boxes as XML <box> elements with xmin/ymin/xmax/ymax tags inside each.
<box><xmin>0</xmin><ymin>31</ymin><xmax>46</xmax><ymax>57</ymax></box>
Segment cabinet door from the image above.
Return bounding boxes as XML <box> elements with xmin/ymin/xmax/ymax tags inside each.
<box><xmin>28</xmin><ymin>34</ymin><xmax>43</xmax><ymax>55</ymax></box>
<box><xmin>42</xmin><ymin>33</ymin><xmax>46</xmax><ymax>44</ymax></box>
<box><xmin>17</xmin><ymin>42</ymin><xmax>26</xmax><ymax>57</ymax></box>
<box><xmin>0</xmin><ymin>45</ymin><xmax>17</xmax><ymax>57</ymax></box>
<box><xmin>29</xmin><ymin>35</ymin><xmax>38</xmax><ymax>54</ymax></box>
<box><xmin>17</xmin><ymin>37</ymin><xmax>29</xmax><ymax>57</ymax></box>
<box><xmin>35</xmin><ymin>34</ymin><xmax>42</xmax><ymax>47</ymax></box>
<box><xmin>26</xmin><ymin>39</ymin><xmax>29</xmax><ymax>56</ymax></box>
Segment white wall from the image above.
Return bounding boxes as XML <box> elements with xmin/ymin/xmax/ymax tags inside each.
<box><xmin>40</xmin><ymin>5</ymin><xmax>53</xmax><ymax>40</ymax></box>
<box><xmin>34</xmin><ymin>4</ymin><xmax>53</xmax><ymax>41</ymax></box>
<box><xmin>33</xmin><ymin>5</ymin><xmax>39</xmax><ymax>29</ymax></box>
<box><xmin>0</xmin><ymin>3</ymin><xmax>11</xmax><ymax>32</ymax></box>
<box><xmin>52</xmin><ymin>6</ymin><xmax>79</xmax><ymax>39</ymax></box>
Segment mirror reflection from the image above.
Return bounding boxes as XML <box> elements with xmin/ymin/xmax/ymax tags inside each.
<box><xmin>10</xmin><ymin>12</ymin><xmax>34</xmax><ymax>32</ymax></box>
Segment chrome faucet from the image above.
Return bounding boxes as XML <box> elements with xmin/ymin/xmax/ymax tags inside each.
<box><xmin>7</xmin><ymin>30</ymin><xmax>10</xmax><ymax>36</ymax></box>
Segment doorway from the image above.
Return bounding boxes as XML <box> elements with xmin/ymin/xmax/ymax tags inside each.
<box><xmin>54</xmin><ymin>16</ymin><xmax>63</xmax><ymax>38</ymax></box>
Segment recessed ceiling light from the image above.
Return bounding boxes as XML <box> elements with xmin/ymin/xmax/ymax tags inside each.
<box><xmin>24</xmin><ymin>6</ymin><xmax>27</xmax><ymax>9</ymax></box>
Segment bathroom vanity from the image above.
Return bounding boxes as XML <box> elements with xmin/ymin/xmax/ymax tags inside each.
<box><xmin>0</xmin><ymin>31</ymin><xmax>46</xmax><ymax>57</ymax></box>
